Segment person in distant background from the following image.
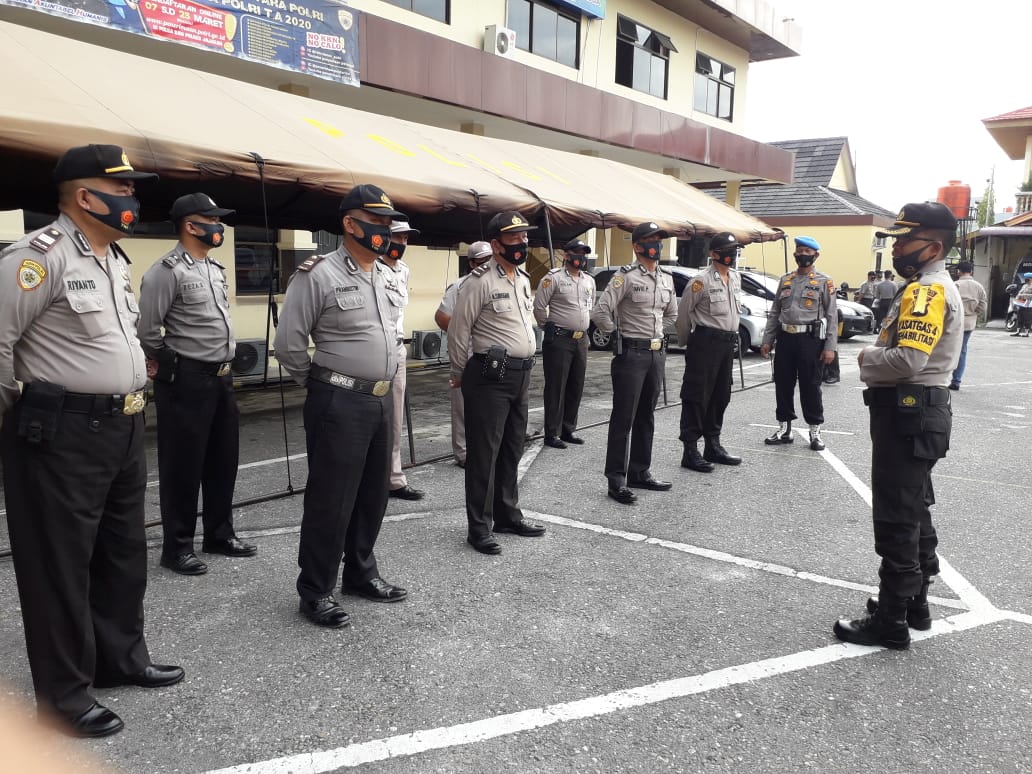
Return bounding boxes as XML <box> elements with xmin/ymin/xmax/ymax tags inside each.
<box><xmin>949</xmin><ymin>260</ymin><xmax>987</xmax><ymax>389</ymax></box>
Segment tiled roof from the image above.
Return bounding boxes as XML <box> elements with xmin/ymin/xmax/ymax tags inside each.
<box><xmin>709</xmin><ymin>184</ymin><xmax>895</xmax><ymax>219</ymax></box>
<box><xmin>767</xmin><ymin>137</ymin><xmax>849</xmax><ymax>186</ymax></box>
<box><xmin>984</xmin><ymin>106</ymin><xmax>1032</xmax><ymax>122</ymax></box>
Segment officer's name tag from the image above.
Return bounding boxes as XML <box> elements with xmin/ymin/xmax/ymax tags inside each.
<box><xmin>334</xmin><ymin>285</ymin><xmax>364</xmax><ymax>310</ymax></box>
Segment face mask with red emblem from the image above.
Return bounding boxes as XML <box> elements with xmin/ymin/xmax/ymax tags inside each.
<box><xmin>85</xmin><ymin>188</ymin><xmax>141</xmax><ymax>235</ymax></box>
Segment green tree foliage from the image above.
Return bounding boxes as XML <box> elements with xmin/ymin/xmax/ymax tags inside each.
<box><xmin>976</xmin><ymin>179</ymin><xmax>996</xmax><ymax>228</ymax></box>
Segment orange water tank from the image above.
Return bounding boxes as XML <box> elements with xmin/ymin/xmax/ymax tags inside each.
<box><xmin>937</xmin><ymin>180</ymin><xmax>971</xmax><ymax>220</ymax></box>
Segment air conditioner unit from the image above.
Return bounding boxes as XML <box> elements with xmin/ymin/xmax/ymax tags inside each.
<box><xmin>411</xmin><ymin>330</ymin><xmax>448</xmax><ymax>361</ymax></box>
<box><xmin>232</xmin><ymin>339</ymin><xmax>269</xmax><ymax>382</ymax></box>
<box><xmin>484</xmin><ymin>25</ymin><xmax>516</xmax><ymax>58</ymax></box>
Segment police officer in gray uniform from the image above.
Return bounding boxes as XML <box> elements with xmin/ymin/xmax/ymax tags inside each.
<box><xmin>856</xmin><ymin>270</ymin><xmax>879</xmax><ymax>310</ymax></box>
<box><xmin>534</xmin><ymin>238</ymin><xmax>594</xmax><ymax>449</ymax></box>
<box><xmin>449</xmin><ymin>211</ymin><xmax>547</xmax><ymax>555</ymax></box>
<box><xmin>139</xmin><ymin>193</ymin><xmax>257</xmax><ymax>576</ymax></box>
<box><xmin>591</xmin><ymin>222</ymin><xmax>678</xmax><ymax>505</ymax></box>
<box><xmin>760</xmin><ymin>235</ymin><xmax>838</xmax><ymax>451</ymax></box>
<box><xmin>274</xmin><ymin>184</ymin><xmax>409</xmax><ymax>628</ymax></box>
<box><xmin>676</xmin><ymin>232</ymin><xmax>743</xmax><ymax>472</ymax></box>
<box><xmin>435</xmin><ymin>241</ymin><xmax>493</xmax><ymax>468</ymax></box>
<box><xmin>0</xmin><ymin>144</ymin><xmax>183</xmax><ymax>738</ymax></box>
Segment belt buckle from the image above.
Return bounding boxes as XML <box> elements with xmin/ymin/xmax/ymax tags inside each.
<box><xmin>122</xmin><ymin>391</ymin><xmax>145</xmax><ymax>415</ymax></box>
<box><xmin>785</xmin><ymin>324</ymin><xmax>799</xmax><ymax>334</ymax></box>
<box><xmin>649</xmin><ymin>339</ymin><xmax>662</xmax><ymax>351</ymax></box>
<box><xmin>372</xmin><ymin>380</ymin><xmax>391</xmax><ymax>397</ymax></box>
<box><xmin>216</xmin><ymin>363</ymin><xmax>232</xmax><ymax>377</ymax></box>
<box><xmin>572</xmin><ymin>331</ymin><xmax>584</xmax><ymax>340</ymax></box>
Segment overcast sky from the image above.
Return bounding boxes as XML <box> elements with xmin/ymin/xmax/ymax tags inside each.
<box><xmin>744</xmin><ymin>0</ymin><xmax>1027</xmax><ymax>216</ymax></box>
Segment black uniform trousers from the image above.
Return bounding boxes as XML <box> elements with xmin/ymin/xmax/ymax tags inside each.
<box><xmin>1</xmin><ymin>405</ymin><xmax>150</xmax><ymax>718</ymax></box>
<box><xmin>772</xmin><ymin>330</ymin><xmax>825</xmax><ymax>425</ymax></box>
<box><xmin>541</xmin><ymin>334</ymin><xmax>588</xmax><ymax>439</ymax></box>
<box><xmin>678</xmin><ymin>329</ymin><xmax>734</xmax><ymax>444</ymax></box>
<box><xmin>461</xmin><ymin>360</ymin><xmax>530</xmax><ymax>537</ymax></box>
<box><xmin>868</xmin><ymin>392</ymin><xmax>949</xmax><ymax>599</ymax></box>
<box><xmin>605</xmin><ymin>347</ymin><xmax>664</xmax><ymax>489</ymax></box>
<box><xmin>154</xmin><ymin>369</ymin><xmax>239</xmax><ymax>559</ymax></box>
<box><xmin>297</xmin><ymin>380</ymin><xmax>391</xmax><ymax>601</ymax></box>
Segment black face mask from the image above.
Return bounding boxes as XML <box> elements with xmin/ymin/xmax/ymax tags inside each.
<box><xmin>85</xmin><ymin>188</ymin><xmax>141</xmax><ymax>235</ymax></box>
<box><xmin>713</xmin><ymin>250</ymin><xmax>736</xmax><ymax>266</ymax></box>
<box><xmin>386</xmin><ymin>242</ymin><xmax>407</xmax><ymax>261</ymax></box>
<box><xmin>892</xmin><ymin>244</ymin><xmax>931</xmax><ymax>279</ymax></box>
<box><xmin>188</xmin><ymin>221</ymin><xmax>225</xmax><ymax>248</ymax></box>
<box><xmin>638</xmin><ymin>241</ymin><xmax>663</xmax><ymax>261</ymax></box>
<box><xmin>351</xmin><ymin>219</ymin><xmax>392</xmax><ymax>255</ymax></box>
<box><xmin>794</xmin><ymin>253</ymin><xmax>816</xmax><ymax>268</ymax></box>
<box><xmin>566</xmin><ymin>253</ymin><xmax>587</xmax><ymax>270</ymax></box>
<box><xmin>498</xmin><ymin>241</ymin><xmax>528</xmax><ymax>266</ymax></box>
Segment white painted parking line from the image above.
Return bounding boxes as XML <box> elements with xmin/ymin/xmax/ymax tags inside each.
<box><xmin>202</xmin><ymin>609</ymin><xmax>999</xmax><ymax>774</ymax></box>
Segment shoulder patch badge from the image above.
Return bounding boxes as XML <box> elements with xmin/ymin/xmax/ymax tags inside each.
<box><xmin>612</xmin><ymin>275</ymin><xmax>624</xmax><ymax>288</ymax></box>
<box><xmin>691</xmin><ymin>279</ymin><xmax>704</xmax><ymax>293</ymax></box>
<box><xmin>18</xmin><ymin>259</ymin><xmax>46</xmax><ymax>291</ymax></box>
<box><xmin>541</xmin><ymin>277</ymin><xmax>552</xmax><ymax>289</ymax></box>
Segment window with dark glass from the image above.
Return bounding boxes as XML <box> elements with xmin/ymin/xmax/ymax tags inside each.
<box><xmin>615</xmin><ymin>15</ymin><xmax>675</xmax><ymax>99</ymax></box>
<box><xmin>506</xmin><ymin>0</ymin><xmax>580</xmax><ymax>68</ymax></box>
<box><xmin>694</xmin><ymin>53</ymin><xmax>735</xmax><ymax>120</ymax></box>
<box><xmin>383</xmin><ymin>0</ymin><xmax>449</xmax><ymax>23</ymax></box>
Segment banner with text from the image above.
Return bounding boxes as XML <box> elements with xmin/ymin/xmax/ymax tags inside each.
<box><xmin>0</xmin><ymin>0</ymin><xmax>360</xmax><ymax>86</ymax></box>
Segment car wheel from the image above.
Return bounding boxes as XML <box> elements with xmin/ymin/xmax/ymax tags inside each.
<box><xmin>840</xmin><ymin>332</ymin><xmax>854</xmax><ymax>340</ymax></box>
<box><xmin>737</xmin><ymin>326</ymin><xmax>751</xmax><ymax>353</ymax></box>
<box><xmin>589</xmin><ymin>323</ymin><xmax>612</xmax><ymax>350</ymax></box>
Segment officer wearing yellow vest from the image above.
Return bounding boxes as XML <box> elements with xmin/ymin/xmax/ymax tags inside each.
<box><xmin>834</xmin><ymin>202</ymin><xmax>962</xmax><ymax>650</ymax></box>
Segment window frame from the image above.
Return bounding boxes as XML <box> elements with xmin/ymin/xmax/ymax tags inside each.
<box><xmin>693</xmin><ymin>52</ymin><xmax>736</xmax><ymax>121</ymax></box>
<box><xmin>614</xmin><ymin>14</ymin><xmax>675</xmax><ymax>100</ymax></box>
<box><xmin>507</xmin><ymin>0</ymin><xmax>581</xmax><ymax>69</ymax></box>
<box><xmin>382</xmin><ymin>0</ymin><xmax>449</xmax><ymax>24</ymax></box>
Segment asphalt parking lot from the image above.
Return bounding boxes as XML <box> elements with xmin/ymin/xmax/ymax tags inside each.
<box><xmin>2</xmin><ymin>327</ymin><xmax>1032</xmax><ymax>774</ymax></box>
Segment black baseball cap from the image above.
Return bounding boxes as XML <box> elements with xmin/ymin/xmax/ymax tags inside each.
<box><xmin>486</xmin><ymin>211</ymin><xmax>537</xmax><ymax>239</ymax></box>
<box><xmin>53</xmin><ymin>144</ymin><xmax>159</xmax><ymax>183</ymax></box>
<box><xmin>709</xmin><ymin>232</ymin><xmax>738</xmax><ymax>253</ymax></box>
<box><xmin>562</xmin><ymin>238</ymin><xmax>591</xmax><ymax>253</ymax></box>
<box><xmin>631</xmin><ymin>222</ymin><xmax>666</xmax><ymax>242</ymax></box>
<box><xmin>339</xmin><ymin>184</ymin><xmax>404</xmax><ymax>217</ymax></box>
<box><xmin>876</xmin><ymin>202</ymin><xmax>958</xmax><ymax>238</ymax></box>
<box><xmin>867</xmin><ymin>270</ymin><xmax>877</xmax><ymax>277</ymax></box>
<box><xmin>170</xmin><ymin>193</ymin><xmax>235</xmax><ymax>221</ymax></box>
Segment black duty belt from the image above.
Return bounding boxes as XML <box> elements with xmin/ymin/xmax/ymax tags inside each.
<box><xmin>622</xmin><ymin>337</ymin><xmax>665</xmax><ymax>351</ymax></box>
<box><xmin>693</xmin><ymin>325</ymin><xmax>738</xmax><ymax>342</ymax></box>
<box><xmin>310</xmin><ymin>365</ymin><xmax>392</xmax><ymax>397</ymax></box>
<box><xmin>178</xmin><ymin>356</ymin><xmax>233</xmax><ymax>377</ymax></box>
<box><xmin>863</xmin><ymin>386</ymin><xmax>951</xmax><ymax>407</ymax></box>
<box><xmin>396</xmin><ymin>337</ymin><xmax>405</xmax><ymax>346</ymax></box>
<box><xmin>64</xmin><ymin>391</ymin><xmax>147</xmax><ymax>416</ymax></box>
<box><xmin>552</xmin><ymin>325</ymin><xmax>586</xmax><ymax>340</ymax></box>
<box><xmin>472</xmin><ymin>353</ymin><xmax>536</xmax><ymax>370</ymax></box>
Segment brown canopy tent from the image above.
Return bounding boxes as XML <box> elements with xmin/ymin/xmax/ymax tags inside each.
<box><xmin>0</xmin><ymin>20</ymin><xmax>782</xmax><ymax>246</ymax></box>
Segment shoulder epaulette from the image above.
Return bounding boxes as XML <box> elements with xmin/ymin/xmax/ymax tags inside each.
<box><xmin>29</xmin><ymin>228</ymin><xmax>63</xmax><ymax>255</ymax></box>
<box><xmin>547</xmin><ymin>266</ymin><xmax>562</xmax><ymax>274</ymax></box>
<box><xmin>297</xmin><ymin>254</ymin><xmax>327</xmax><ymax>273</ymax></box>
<box><xmin>111</xmin><ymin>242</ymin><xmax>132</xmax><ymax>265</ymax></box>
<box><xmin>619</xmin><ymin>265</ymin><xmax>634</xmax><ymax>274</ymax></box>
<box><xmin>470</xmin><ymin>264</ymin><xmax>490</xmax><ymax>278</ymax></box>
<box><xmin>209</xmin><ymin>258</ymin><xmax>226</xmax><ymax>271</ymax></box>
<box><xmin>162</xmin><ymin>254</ymin><xmax>180</xmax><ymax>268</ymax></box>
<box><xmin>659</xmin><ymin>267</ymin><xmax>673</xmax><ymax>275</ymax></box>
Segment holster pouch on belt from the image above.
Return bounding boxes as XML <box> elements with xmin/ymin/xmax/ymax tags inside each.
<box><xmin>543</xmin><ymin>322</ymin><xmax>556</xmax><ymax>344</ymax></box>
<box><xmin>154</xmin><ymin>349</ymin><xmax>178</xmax><ymax>383</ymax></box>
<box><xmin>18</xmin><ymin>381</ymin><xmax>66</xmax><ymax>443</ymax></box>
<box><xmin>810</xmin><ymin>318</ymin><xmax>828</xmax><ymax>340</ymax></box>
<box><xmin>482</xmin><ymin>345</ymin><xmax>508</xmax><ymax>381</ymax></box>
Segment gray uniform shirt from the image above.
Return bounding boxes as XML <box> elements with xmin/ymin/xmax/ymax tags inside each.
<box><xmin>274</xmin><ymin>246</ymin><xmax>401</xmax><ymax>387</ymax></box>
<box><xmin>448</xmin><ymin>258</ymin><xmax>536</xmax><ymax>380</ymax></box>
<box><xmin>0</xmin><ymin>213</ymin><xmax>147</xmax><ymax>413</ymax></box>
<box><xmin>875</xmin><ymin>279</ymin><xmax>899</xmax><ymax>301</ymax></box>
<box><xmin>533</xmin><ymin>266</ymin><xmax>593</xmax><ymax>331</ymax></box>
<box><xmin>675</xmin><ymin>265</ymin><xmax>740</xmax><ymax>345</ymax></box>
<box><xmin>761</xmin><ymin>269</ymin><xmax>838</xmax><ymax>350</ymax></box>
<box><xmin>591</xmin><ymin>263</ymin><xmax>677</xmax><ymax>340</ymax></box>
<box><xmin>860</xmin><ymin>262</ymin><xmax>962</xmax><ymax>388</ymax></box>
<box><xmin>955</xmin><ymin>275</ymin><xmax>988</xmax><ymax>332</ymax></box>
<box><xmin>856</xmin><ymin>280</ymin><xmax>878</xmax><ymax>303</ymax></box>
<box><xmin>380</xmin><ymin>258</ymin><xmax>410</xmax><ymax>339</ymax></box>
<box><xmin>138</xmin><ymin>243</ymin><xmax>235</xmax><ymax>362</ymax></box>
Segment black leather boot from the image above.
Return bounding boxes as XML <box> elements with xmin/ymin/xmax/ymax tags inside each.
<box><xmin>834</xmin><ymin>595</ymin><xmax>911</xmax><ymax>649</ymax></box>
<box><xmin>680</xmin><ymin>442</ymin><xmax>714</xmax><ymax>472</ymax></box>
<box><xmin>703</xmin><ymin>438</ymin><xmax>742</xmax><ymax>466</ymax></box>
<box><xmin>866</xmin><ymin>577</ymin><xmax>933</xmax><ymax>631</ymax></box>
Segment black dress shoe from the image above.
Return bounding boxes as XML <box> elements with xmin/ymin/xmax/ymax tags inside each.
<box><xmin>607</xmin><ymin>486</ymin><xmax>637</xmax><ymax>505</ymax></box>
<box><xmin>201</xmin><ymin>537</ymin><xmax>258</xmax><ymax>557</ymax></box>
<box><xmin>543</xmin><ymin>436</ymin><xmax>567</xmax><ymax>449</ymax></box>
<box><xmin>342</xmin><ymin>577</ymin><xmax>408</xmax><ymax>603</ymax></box>
<box><xmin>703</xmin><ymin>442</ymin><xmax>742</xmax><ymax>466</ymax></box>
<box><xmin>493</xmin><ymin>521</ymin><xmax>546</xmax><ymax>537</ymax></box>
<box><xmin>681</xmin><ymin>448</ymin><xmax>714</xmax><ymax>473</ymax></box>
<box><xmin>823</xmin><ymin>376</ymin><xmax>840</xmax><ymax>384</ymax></box>
<box><xmin>467</xmin><ymin>535</ymin><xmax>502</xmax><ymax>554</ymax></box>
<box><xmin>389</xmin><ymin>485</ymin><xmax>425</xmax><ymax>501</ymax></box>
<box><xmin>65</xmin><ymin>702</ymin><xmax>124</xmax><ymax>738</ymax></box>
<box><xmin>94</xmin><ymin>664</ymin><xmax>185</xmax><ymax>689</ymax></box>
<box><xmin>560</xmin><ymin>433</ymin><xmax>585</xmax><ymax>445</ymax></box>
<box><xmin>160</xmin><ymin>552</ymin><xmax>208</xmax><ymax>575</ymax></box>
<box><xmin>299</xmin><ymin>596</ymin><xmax>352</xmax><ymax>628</ymax></box>
<box><xmin>627</xmin><ymin>476</ymin><xmax>672</xmax><ymax>491</ymax></box>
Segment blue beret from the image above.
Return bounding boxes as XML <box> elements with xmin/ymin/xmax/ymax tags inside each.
<box><xmin>1023</xmin><ymin>272</ymin><xmax>1032</xmax><ymax>279</ymax></box>
<box><xmin>794</xmin><ymin>236</ymin><xmax>820</xmax><ymax>251</ymax></box>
